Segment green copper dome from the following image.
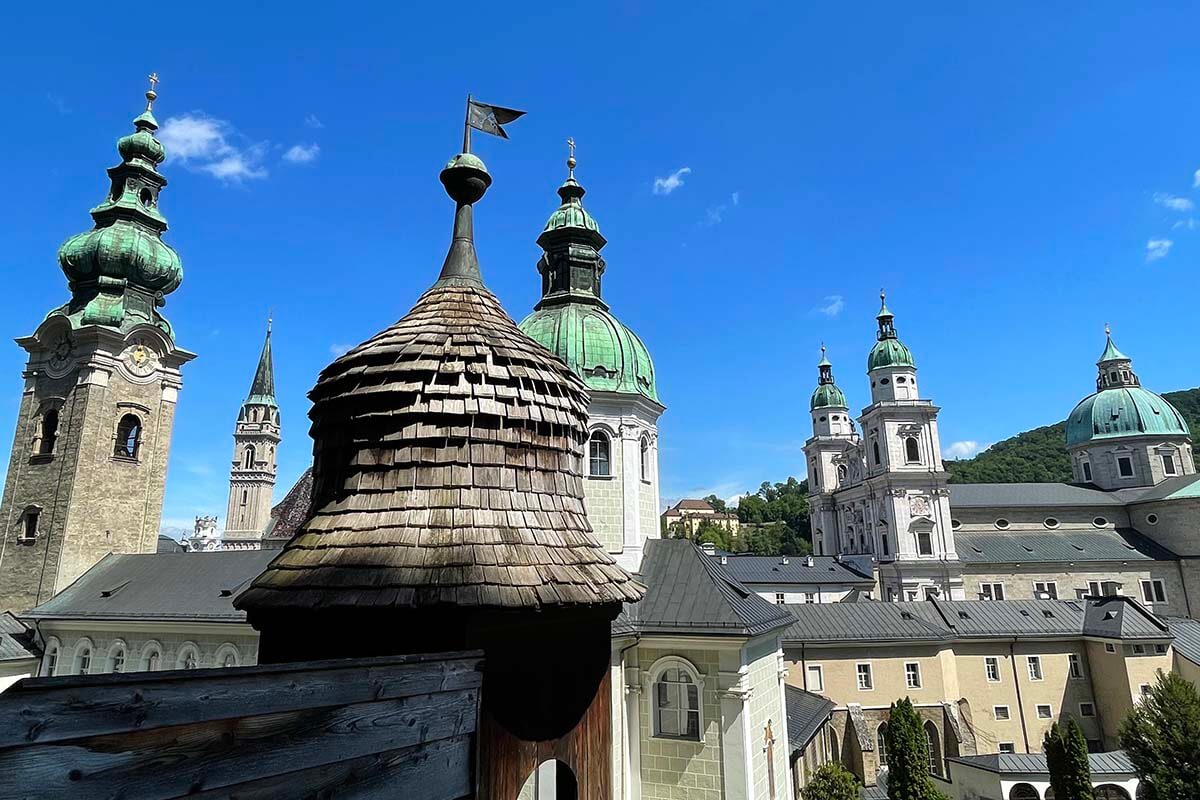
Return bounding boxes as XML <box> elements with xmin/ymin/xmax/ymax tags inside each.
<box><xmin>811</xmin><ymin>383</ymin><xmax>847</xmax><ymax>411</ymax></box>
<box><xmin>520</xmin><ymin>304</ymin><xmax>658</xmax><ymax>402</ymax></box>
<box><xmin>543</xmin><ymin>177</ymin><xmax>602</xmax><ymax>236</ymax></box>
<box><xmin>867</xmin><ymin>338</ymin><xmax>915</xmax><ymax>371</ymax></box>
<box><xmin>1066</xmin><ymin>387</ymin><xmax>1190</xmax><ymax>447</ymax></box>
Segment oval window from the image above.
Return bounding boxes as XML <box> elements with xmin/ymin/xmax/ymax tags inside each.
<box><xmin>880</xmin><ymin>378</ymin><xmax>891</xmax><ymax>385</ymax></box>
<box><xmin>994</xmin><ymin>519</ymin><xmax>1010</xmax><ymax>530</ymax></box>
<box><xmin>1092</xmin><ymin>516</ymin><xmax>1108</xmax><ymax>528</ymax></box>
<box><xmin>896</xmin><ymin>376</ymin><xmax>906</xmax><ymax>384</ymax></box>
<box><xmin>1044</xmin><ymin>518</ymin><xmax>1059</xmax><ymax>529</ymax></box>
<box><xmin>139</xmin><ymin>188</ymin><xmax>154</xmax><ymax>207</ymax></box>
<box><xmin>1146</xmin><ymin>513</ymin><xmax>1159</xmax><ymax>525</ymax></box>
<box><xmin>819</xmin><ymin>416</ymin><xmax>827</xmax><ymax>422</ymax></box>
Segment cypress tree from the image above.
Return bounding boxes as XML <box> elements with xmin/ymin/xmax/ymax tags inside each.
<box><xmin>1045</xmin><ymin>720</ymin><xmax>1093</xmax><ymax>800</ymax></box>
<box><xmin>884</xmin><ymin>697</ymin><xmax>948</xmax><ymax>800</ymax></box>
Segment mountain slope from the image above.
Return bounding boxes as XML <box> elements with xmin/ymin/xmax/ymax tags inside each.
<box><xmin>945</xmin><ymin>387</ymin><xmax>1200</xmax><ymax>484</ymax></box>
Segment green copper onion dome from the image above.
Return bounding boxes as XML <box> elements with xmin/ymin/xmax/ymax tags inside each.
<box><xmin>51</xmin><ymin>76</ymin><xmax>182</xmax><ymax>339</ymax></box>
<box><xmin>1066</xmin><ymin>332</ymin><xmax>1190</xmax><ymax>447</ymax></box>
<box><xmin>519</xmin><ymin>142</ymin><xmax>659</xmax><ymax>403</ymax></box>
<box><xmin>811</xmin><ymin>346</ymin><xmax>848</xmax><ymax>410</ymax></box>
<box><xmin>866</xmin><ymin>292</ymin><xmax>915</xmax><ymax>371</ymax></box>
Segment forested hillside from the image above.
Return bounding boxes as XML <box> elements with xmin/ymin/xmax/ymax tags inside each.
<box><xmin>945</xmin><ymin>387</ymin><xmax>1200</xmax><ymax>484</ymax></box>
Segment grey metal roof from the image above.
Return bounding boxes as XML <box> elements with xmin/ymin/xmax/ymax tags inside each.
<box><xmin>1124</xmin><ymin>473</ymin><xmax>1200</xmax><ymax>503</ymax></box>
<box><xmin>949</xmin><ymin>750</ymin><xmax>1134</xmax><ymax>775</ymax></box>
<box><xmin>784</xmin><ymin>684</ymin><xmax>834</xmax><ymax>754</ymax></box>
<box><xmin>712</xmin><ymin>554</ymin><xmax>875</xmax><ymax>586</ymax></box>
<box><xmin>1167</xmin><ymin>616</ymin><xmax>1200</xmax><ymax>666</ymax></box>
<box><xmin>956</xmin><ymin>528</ymin><xmax>1174</xmax><ymax>564</ymax></box>
<box><xmin>1081</xmin><ymin>596</ymin><xmax>1170</xmax><ymax>639</ymax></box>
<box><xmin>156</xmin><ymin>534</ymin><xmax>186</xmax><ymax>553</ymax></box>
<box><xmin>781</xmin><ymin>601</ymin><xmax>951</xmax><ymax>644</ymax></box>
<box><xmin>860</xmin><ymin>785</ymin><xmax>887</xmax><ymax>800</ymax></box>
<box><xmin>25</xmin><ymin>550</ymin><xmax>276</xmax><ymax>623</ymax></box>
<box><xmin>948</xmin><ymin>483</ymin><xmax>1127</xmax><ymax>508</ymax></box>
<box><xmin>622</xmin><ymin>539</ymin><xmax>794</xmax><ymax>637</ymax></box>
<box><xmin>0</xmin><ymin>612</ymin><xmax>39</xmax><ymax>663</ymax></box>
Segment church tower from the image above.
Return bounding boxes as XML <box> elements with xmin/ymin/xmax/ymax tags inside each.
<box><xmin>804</xmin><ymin>347</ymin><xmax>857</xmax><ymax>556</ymax></box>
<box><xmin>0</xmin><ymin>77</ymin><xmax>194</xmax><ymax>612</ymax></box>
<box><xmin>222</xmin><ymin>322</ymin><xmax>280</xmax><ymax>548</ymax></box>
<box><xmin>859</xmin><ymin>293</ymin><xmax>960</xmax><ymax>600</ymax></box>
<box><xmin>519</xmin><ymin>142</ymin><xmax>665</xmax><ymax>570</ymax></box>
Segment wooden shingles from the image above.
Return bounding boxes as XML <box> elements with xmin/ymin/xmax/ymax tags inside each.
<box><xmin>238</xmin><ymin>283</ymin><xmax>644</xmax><ymax>612</ymax></box>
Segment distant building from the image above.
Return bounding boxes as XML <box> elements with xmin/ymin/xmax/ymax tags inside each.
<box><xmin>712</xmin><ymin>552</ymin><xmax>876</xmax><ymax>605</ymax></box>
<box><xmin>947</xmin><ymin>751</ymin><xmax>1141</xmax><ymax>800</ymax></box>
<box><xmin>222</xmin><ymin>324</ymin><xmax>279</xmax><ymax>549</ymax></box>
<box><xmin>662</xmin><ymin>498</ymin><xmax>741</xmax><ymax>536</ymax></box>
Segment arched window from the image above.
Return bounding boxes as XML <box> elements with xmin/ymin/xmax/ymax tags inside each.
<box><xmin>873</xmin><ymin>440</ymin><xmax>881</xmax><ymax>465</ymax></box>
<box><xmin>1094</xmin><ymin>787</ymin><xmax>1132</xmax><ymax>800</ymax></box>
<box><xmin>1009</xmin><ymin>784</ymin><xmax>1040</xmax><ymax>800</ymax></box>
<box><xmin>640</xmin><ymin>436</ymin><xmax>651</xmax><ymax>482</ymax></box>
<box><xmin>243</xmin><ymin>445</ymin><xmax>256</xmax><ymax>469</ymax></box>
<box><xmin>216</xmin><ymin>643</ymin><xmax>240</xmax><ymax>668</ymax></box>
<box><xmin>74</xmin><ymin>639</ymin><xmax>95</xmax><ymax>675</ymax></box>
<box><xmin>141</xmin><ymin>641</ymin><xmax>163</xmax><ymax>672</ymax></box>
<box><xmin>588</xmin><ymin>431</ymin><xmax>611</xmax><ymax>477</ymax></box>
<box><xmin>836</xmin><ymin>464</ymin><xmax>848</xmax><ymax>484</ymax></box>
<box><xmin>924</xmin><ymin>721</ymin><xmax>942</xmax><ymax>777</ymax></box>
<box><xmin>108</xmin><ymin>640</ymin><xmax>128</xmax><ymax>673</ymax></box>
<box><xmin>37</xmin><ymin>409</ymin><xmax>59</xmax><ymax>455</ymax></box>
<box><xmin>43</xmin><ymin>638</ymin><xmax>60</xmax><ymax>677</ymax></box>
<box><xmin>905</xmin><ymin>436</ymin><xmax>921</xmax><ymax>464</ymax></box>
<box><xmin>177</xmin><ymin>643</ymin><xmax>200</xmax><ymax>670</ymax></box>
<box><xmin>650</xmin><ymin>657</ymin><xmax>702</xmax><ymax>741</ymax></box>
<box><xmin>114</xmin><ymin>414</ymin><xmax>142</xmax><ymax>459</ymax></box>
<box><xmin>877</xmin><ymin>722</ymin><xmax>888</xmax><ymax>765</ymax></box>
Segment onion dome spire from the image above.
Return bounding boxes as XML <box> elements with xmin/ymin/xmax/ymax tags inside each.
<box><xmin>867</xmin><ymin>290</ymin><xmax>915</xmax><ymax>371</ymax></box>
<box><xmin>876</xmin><ymin>290</ymin><xmax>896</xmax><ymax>340</ymax></box>
<box><xmin>237</xmin><ymin>140</ymin><xmax>644</xmax><ymax>615</ymax></box>
<box><xmin>1094</xmin><ymin>324</ymin><xmax>1139</xmax><ymax>390</ymax></box>
<box><xmin>55</xmin><ymin>74</ymin><xmax>182</xmax><ymax>339</ymax></box>
<box><xmin>811</xmin><ymin>345</ymin><xmax>848</xmax><ymax>410</ymax></box>
<box><xmin>243</xmin><ymin>317</ymin><xmax>277</xmax><ymax>409</ymax></box>
<box><xmin>534</xmin><ymin>138</ymin><xmax>607</xmax><ymax>310</ymax></box>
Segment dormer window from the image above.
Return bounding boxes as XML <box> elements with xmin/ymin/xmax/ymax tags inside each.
<box><xmin>1161</xmin><ymin>451</ymin><xmax>1178</xmax><ymax>476</ymax></box>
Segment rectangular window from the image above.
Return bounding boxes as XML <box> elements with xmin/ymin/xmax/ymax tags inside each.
<box><xmin>923</xmin><ymin>586</ymin><xmax>940</xmax><ymax>600</ymax></box>
<box><xmin>1068</xmin><ymin>654</ymin><xmax>1083</xmax><ymax>679</ymax></box>
<box><xmin>1162</xmin><ymin>452</ymin><xmax>1177</xmax><ymax>475</ymax></box>
<box><xmin>1140</xmin><ymin>684</ymin><xmax>1152</xmax><ymax>699</ymax></box>
<box><xmin>881</xmin><ymin>534</ymin><xmax>889</xmax><ymax>556</ymax></box>
<box><xmin>1087</xmin><ymin>581</ymin><xmax>1104</xmax><ymax>597</ymax></box>
<box><xmin>993</xmin><ymin>705</ymin><xmax>1010</xmax><ymax>721</ymax></box>
<box><xmin>1079</xmin><ymin>703</ymin><xmax>1096</xmax><ymax>718</ymax></box>
<box><xmin>1132</xmin><ymin>644</ymin><xmax>1146</xmax><ymax>655</ymax></box>
<box><xmin>907</xmin><ymin>591</ymin><xmax>918</xmax><ymax>602</ymax></box>
<box><xmin>1155</xmin><ymin>643</ymin><xmax>1168</xmax><ymax>654</ymax></box>
<box><xmin>806</xmin><ymin>664</ymin><xmax>824</xmax><ymax>692</ymax></box>
<box><xmin>856</xmin><ymin>663</ymin><xmax>873</xmax><ymax>691</ymax></box>
<box><xmin>1105</xmin><ymin>643</ymin><xmax>1116</xmax><ymax>654</ymax></box>
<box><xmin>1118</xmin><ymin>456</ymin><xmax>1134</xmax><ymax>478</ymax></box>
<box><xmin>985</xmin><ymin>657</ymin><xmax>1001</xmax><ymax>683</ymax></box>
<box><xmin>998</xmin><ymin>742</ymin><xmax>1015</xmax><ymax>754</ymax></box>
<box><xmin>21</xmin><ymin>510</ymin><xmax>39</xmax><ymax>541</ymax></box>
<box><xmin>775</xmin><ymin>592</ymin><xmax>786</xmax><ymax>605</ymax></box>
<box><xmin>1140</xmin><ymin>579</ymin><xmax>1167</xmax><ymax>604</ymax></box>
<box><xmin>1027</xmin><ymin>656</ymin><xmax>1043</xmax><ymax>681</ymax></box>
<box><xmin>1033</xmin><ymin>581</ymin><xmax>1059</xmax><ymax>600</ymax></box>
<box><xmin>979</xmin><ymin>583</ymin><xmax>1005</xmax><ymax>601</ymax></box>
<box><xmin>917</xmin><ymin>531</ymin><xmax>933</xmax><ymax>556</ymax></box>
<box><xmin>1036</xmin><ymin>704</ymin><xmax>1052</xmax><ymax>719</ymax></box>
<box><xmin>1082</xmin><ymin>461</ymin><xmax>1093</xmax><ymax>482</ymax></box>
<box><xmin>804</xmin><ymin>592</ymin><xmax>816</xmax><ymax>604</ymax></box>
<box><xmin>905</xmin><ymin>662</ymin><xmax>922</xmax><ymax>689</ymax></box>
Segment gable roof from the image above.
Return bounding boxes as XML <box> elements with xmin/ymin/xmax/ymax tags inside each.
<box><xmin>784</xmin><ymin>685</ymin><xmax>835</xmax><ymax>754</ymax></box>
<box><xmin>665</xmin><ymin>499</ymin><xmax>717</xmax><ymax>512</ymax></box>
<box><xmin>712</xmin><ymin>554</ymin><xmax>875</xmax><ymax>586</ymax></box>
<box><xmin>621</xmin><ymin>539</ymin><xmax>793</xmax><ymax>637</ymax></box>
<box><xmin>26</xmin><ymin>550</ymin><xmax>277</xmax><ymax>623</ymax></box>
<box><xmin>955</xmin><ymin>528</ymin><xmax>1175</xmax><ymax>564</ymax></box>
<box><xmin>1080</xmin><ymin>596</ymin><xmax>1171</xmax><ymax>639</ymax></box>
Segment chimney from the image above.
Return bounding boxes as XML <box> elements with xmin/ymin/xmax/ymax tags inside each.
<box><xmin>720</xmin><ymin>555</ymin><xmax>728</xmax><ymax>565</ymax></box>
<box><xmin>780</xmin><ymin>556</ymin><xmax>789</xmax><ymax>565</ymax></box>
<box><xmin>700</xmin><ymin>542</ymin><xmax>716</xmax><ymax>556</ymax></box>
<box><xmin>805</xmin><ymin>556</ymin><xmax>814</xmax><ymax>568</ymax></box>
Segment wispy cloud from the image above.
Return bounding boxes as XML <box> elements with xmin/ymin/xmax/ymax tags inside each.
<box><xmin>45</xmin><ymin>93</ymin><xmax>70</xmax><ymax>115</ymax></box>
<box><xmin>653</xmin><ymin>167</ymin><xmax>691</xmax><ymax>195</ymax></box>
<box><xmin>731</xmin><ymin>191</ymin><xmax>740</xmax><ymax>206</ymax></box>
<box><xmin>305</xmin><ymin>114</ymin><xmax>324</xmax><ymax>129</ymax></box>
<box><xmin>1154</xmin><ymin>192</ymin><xmax>1195</xmax><ymax>212</ymax></box>
<box><xmin>1146</xmin><ymin>238</ymin><xmax>1173</xmax><ymax>263</ymax></box>
<box><xmin>330</xmin><ymin>343</ymin><xmax>353</xmax><ymax>357</ymax></box>
<box><xmin>944</xmin><ymin>440</ymin><xmax>989</xmax><ymax>460</ymax></box>
<box><xmin>702</xmin><ymin>193</ymin><xmax>741</xmax><ymax>226</ymax></box>
<box><xmin>159</xmin><ymin>113</ymin><xmax>268</xmax><ymax>182</ymax></box>
<box><xmin>1194</xmin><ymin>169</ymin><xmax>1200</xmax><ymax>188</ymax></box>
<box><xmin>815</xmin><ymin>295</ymin><xmax>845</xmax><ymax>317</ymax></box>
<box><xmin>1173</xmin><ymin>218</ymin><xmax>1198</xmax><ymax>231</ymax></box>
<box><xmin>283</xmin><ymin>143</ymin><xmax>320</xmax><ymax>164</ymax></box>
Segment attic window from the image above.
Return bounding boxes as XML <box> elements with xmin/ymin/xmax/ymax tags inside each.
<box><xmin>900</xmin><ymin>611</ymin><xmax>914</xmax><ymax>620</ymax></box>
<box><xmin>958</xmin><ymin>611</ymin><xmax>970</xmax><ymax>620</ymax></box>
<box><xmin>994</xmin><ymin>519</ymin><xmax>1010</xmax><ymax>530</ymax></box>
<box><xmin>1043</xmin><ymin>610</ymin><xmax>1055</xmax><ymax>618</ymax></box>
<box><xmin>1019</xmin><ymin>610</ymin><xmax>1030</xmax><ymax>617</ymax></box>
<box><xmin>99</xmin><ymin>581</ymin><xmax>130</xmax><ymax>599</ymax></box>
<box><xmin>219</xmin><ymin>589</ymin><xmax>233</xmax><ymax>597</ymax></box>
<box><xmin>1022</xmin><ymin>545</ymin><xmax>1034</xmax><ymax>553</ymax></box>
<box><xmin>1072</xmin><ymin>544</ymin><xmax>1085</xmax><ymax>552</ymax></box>
<box><xmin>1104</xmin><ymin>611</ymin><xmax>1117</xmax><ymax>621</ymax></box>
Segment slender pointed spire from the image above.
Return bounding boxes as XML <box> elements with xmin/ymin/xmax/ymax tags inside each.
<box><xmin>533</xmin><ymin>138</ymin><xmax>607</xmax><ymax>310</ymax></box>
<box><xmin>246</xmin><ymin>318</ymin><xmax>276</xmax><ymax>406</ymax></box>
<box><xmin>818</xmin><ymin>344</ymin><xmax>835</xmax><ymax>383</ymax></box>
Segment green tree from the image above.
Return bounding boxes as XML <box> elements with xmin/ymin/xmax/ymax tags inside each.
<box><xmin>694</xmin><ymin>519</ymin><xmax>732</xmax><ymax>551</ymax></box>
<box><xmin>801</xmin><ymin>762</ymin><xmax>859</xmax><ymax>800</ymax></box>
<box><xmin>1120</xmin><ymin>670</ymin><xmax>1200</xmax><ymax>799</ymax></box>
<box><xmin>884</xmin><ymin>698</ymin><xmax>948</xmax><ymax>800</ymax></box>
<box><xmin>703</xmin><ymin>493</ymin><xmax>729</xmax><ymax>514</ymax></box>
<box><xmin>1044</xmin><ymin>720</ymin><xmax>1093</xmax><ymax>800</ymax></box>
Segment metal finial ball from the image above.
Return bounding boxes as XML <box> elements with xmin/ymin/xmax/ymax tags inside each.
<box><xmin>440</xmin><ymin>153</ymin><xmax>492</xmax><ymax>205</ymax></box>
<box><xmin>567</xmin><ymin>156</ymin><xmax>577</xmax><ymax>170</ymax></box>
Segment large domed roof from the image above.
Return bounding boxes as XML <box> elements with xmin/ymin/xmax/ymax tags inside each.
<box><xmin>1066</xmin><ymin>387</ymin><xmax>1190</xmax><ymax>447</ymax></box>
<box><xmin>867</xmin><ymin>338</ymin><xmax>915</xmax><ymax>371</ymax></box>
<box><xmin>520</xmin><ymin>303</ymin><xmax>659</xmax><ymax>402</ymax></box>
<box><xmin>811</xmin><ymin>383</ymin><xmax>847</xmax><ymax>411</ymax></box>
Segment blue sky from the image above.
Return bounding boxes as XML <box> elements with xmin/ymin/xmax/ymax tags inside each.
<box><xmin>2</xmin><ymin>3</ymin><xmax>1199</xmax><ymax>532</ymax></box>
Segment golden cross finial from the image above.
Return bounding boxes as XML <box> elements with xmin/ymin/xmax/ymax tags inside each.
<box><xmin>566</xmin><ymin>136</ymin><xmax>577</xmax><ymax>177</ymax></box>
<box><xmin>145</xmin><ymin>72</ymin><xmax>160</xmax><ymax>111</ymax></box>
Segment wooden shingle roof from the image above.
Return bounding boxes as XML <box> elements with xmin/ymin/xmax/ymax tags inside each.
<box><xmin>237</xmin><ymin>152</ymin><xmax>643</xmax><ymax>613</ymax></box>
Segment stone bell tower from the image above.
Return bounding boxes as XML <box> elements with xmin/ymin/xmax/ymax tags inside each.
<box><xmin>0</xmin><ymin>76</ymin><xmax>194</xmax><ymax>613</ymax></box>
<box><xmin>222</xmin><ymin>321</ymin><xmax>279</xmax><ymax>548</ymax></box>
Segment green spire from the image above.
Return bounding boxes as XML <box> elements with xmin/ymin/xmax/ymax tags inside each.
<box><xmin>867</xmin><ymin>291</ymin><xmax>915</xmax><ymax>371</ymax></box>
<box><xmin>876</xmin><ymin>289</ymin><xmax>896</xmax><ymax>340</ymax></box>
<box><xmin>534</xmin><ymin>139</ymin><xmax>608</xmax><ymax>310</ymax></box>
<box><xmin>54</xmin><ymin>74</ymin><xmax>182</xmax><ymax>339</ymax></box>
<box><xmin>812</xmin><ymin>345</ymin><xmax>848</xmax><ymax>410</ymax></box>
<box><xmin>244</xmin><ymin>318</ymin><xmax>277</xmax><ymax>408</ymax></box>
<box><xmin>1098</xmin><ymin>324</ymin><xmax>1130</xmax><ymax>364</ymax></box>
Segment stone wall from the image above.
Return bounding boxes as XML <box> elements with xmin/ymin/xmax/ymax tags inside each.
<box><xmin>745</xmin><ymin>638</ymin><xmax>790</xmax><ymax>800</ymax></box>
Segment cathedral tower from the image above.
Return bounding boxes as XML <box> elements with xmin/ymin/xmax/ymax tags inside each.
<box><xmin>223</xmin><ymin>322</ymin><xmax>280</xmax><ymax>548</ymax></box>
<box><xmin>519</xmin><ymin>142</ymin><xmax>665</xmax><ymax>570</ymax></box>
<box><xmin>804</xmin><ymin>347</ymin><xmax>857</xmax><ymax>555</ymax></box>
<box><xmin>0</xmin><ymin>77</ymin><xmax>194</xmax><ymax>612</ymax></box>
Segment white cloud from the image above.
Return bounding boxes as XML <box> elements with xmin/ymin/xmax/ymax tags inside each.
<box><xmin>330</xmin><ymin>343</ymin><xmax>353</xmax><ymax>357</ymax></box>
<box><xmin>653</xmin><ymin>167</ymin><xmax>691</xmax><ymax>195</ymax></box>
<box><xmin>1154</xmin><ymin>192</ymin><xmax>1195</xmax><ymax>212</ymax></box>
<box><xmin>158</xmin><ymin>113</ymin><xmax>268</xmax><ymax>182</ymax></box>
<box><xmin>815</xmin><ymin>295</ymin><xmax>845</xmax><ymax>317</ymax></box>
<box><xmin>1146</xmin><ymin>238</ymin><xmax>1173</xmax><ymax>263</ymax></box>
<box><xmin>1194</xmin><ymin>169</ymin><xmax>1200</xmax><ymax>188</ymax></box>
<box><xmin>702</xmin><ymin>193</ymin><xmax>741</xmax><ymax>226</ymax></box>
<box><xmin>944</xmin><ymin>440</ymin><xmax>989</xmax><ymax>460</ymax></box>
<box><xmin>283</xmin><ymin>143</ymin><xmax>320</xmax><ymax>164</ymax></box>
<box><xmin>1173</xmin><ymin>218</ymin><xmax>1198</xmax><ymax>231</ymax></box>
<box><xmin>305</xmin><ymin>114</ymin><xmax>324</xmax><ymax>129</ymax></box>
<box><xmin>731</xmin><ymin>191</ymin><xmax>740</xmax><ymax>206</ymax></box>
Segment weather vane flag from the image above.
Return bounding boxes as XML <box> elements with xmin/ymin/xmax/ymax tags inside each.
<box><xmin>463</xmin><ymin>94</ymin><xmax>526</xmax><ymax>151</ymax></box>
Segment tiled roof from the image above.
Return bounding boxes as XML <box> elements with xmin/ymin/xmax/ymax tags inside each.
<box><xmin>955</xmin><ymin>529</ymin><xmax>1175</xmax><ymax>564</ymax></box>
<box><xmin>1166</xmin><ymin>616</ymin><xmax>1200</xmax><ymax>666</ymax></box>
<box><xmin>712</xmin><ymin>554</ymin><xmax>875</xmax><ymax>586</ymax></box>
<box><xmin>0</xmin><ymin>612</ymin><xmax>39</xmax><ymax>663</ymax></box>
<box><xmin>622</xmin><ymin>539</ymin><xmax>794</xmax><ymax>637</ymax></box>
<box><xmin>948</xmin><ymin>483</ymin><xmax>1126</xmax><ymax>508</ymax></box>
<box><xmin>784</xmin><ymin>685</ymin><xmax>834</xmax><ymax>754</ymax></box>
<box><xmin>666</xmin><ymin>499</ymin><xmax>717</xmax><ymax>512</ymax></box>
<box><xmin>949</xmin><ymin>750</ymin><xmax>1134</xmax><ymax>775</ymax></box>
<box><xmin>26</xmin><ymin>551</ymin><xmax>276</xmax><ymax>623</ymax></box>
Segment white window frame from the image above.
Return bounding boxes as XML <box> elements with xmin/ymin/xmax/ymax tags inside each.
<box><xmin>1161</xmin><ymin>450</ymin><xmax>1178</xmax><ymax>476</ymax></box>
<box><xmin>993</xmin><ymin>705</ymin><xmax>1011</xmax><ymax>721</ymax></box>
<box><xmin>1068</xmin><ymin>653</ymin><xmax>1083</xmax><ymax>680</ymax></box>
<box><xmin>1027</xmin><ymin>656</ymin><xmax>1043</xmax><ymax>681</ymax></box>
<box><xmin>107</xmin><ymin>639</ymin><xmax>129</xmax><ymax>674</ymax></box>
<box><xmin>1104</xmin><ymin>643</ymin><xmax>1116</xmax><ymax>654</ymax></box>
<box><xmin>806</xmin><ymin>664</ymin><xmax>824</xmax><ymax>692</ymax></box>
<box><xmin>1154</xmin><ymin>643</ymin><xmax>1168</xmax><ymax>655</ymax></box>
<box><xmin>1036</xmin><ymin>704</ymin><xmax>1052</xmax><ymax>720</ymax></box>
<box><xmin>804</xmin><ymin>592</ymin><xmax>816</xmax><ymax>604</ymax></box>
<box><xmin>979</xmin><ymin>583</ymin><xmax>1005</xmax><ymax>601</ymax></box>
<box><xmin>42</xmin><ymin>636</ymin><xmax>61</xmax><ymax>677</ymax></box>
<box><xmin>1140</xmin><ymin>579</ymin><xmax>1167</xmax><ymax>604</ymax></box>
<box><xmin>141</xmin><ymin>640</ymin><xmax>164</xmax><ymax>671</ymax></box>
<box><xmin>647</xmin><ymin>656</ymin><xmax>705</xmax><ymax>741</ymax></box>
<box><xmin>904</xmin><ymin>662</ymin><xmax>922</xmax><ymax>689</ymax></box>
<box><xmin>856</xmin><ymin>662</ymin><xmax>874</xmax><ymax>691</ymax></box>
<box><xmin>984</xmin><ymin>657</ymin><xmax>1001</xmax><ymax>683</ymax></box>
<box><xmin>998</xmin><ymin>742</ymin><xmax>1015</xmax><ymax>754</ymax></box>
<box><xmin>1033</xmin><ymin>581</ymin><xmax>1058</xmax><ymax>600</ymax></box>
<box><xmin>775</xmin><ymin>592</ymin><xmax>786</xmax><ymax>605</ymax></box>
<box><xmin>73</xmin><ymin>637</ymin><xmax>95</xmax><ymax>676</ymax></box>
<box><xmin>1132</xmin><ymin>644</ymin><xmax>1146</xmax><ymax>655</ymax></box>
<box><xmin>215</xmin><ymin>643</ymin><xmax>241</xmax><ymax>668</ymax></box>
<box><xmin>1079</xmin><ymin>702</ymin><xmax>1096</xmax><ymax>718</ymax></box>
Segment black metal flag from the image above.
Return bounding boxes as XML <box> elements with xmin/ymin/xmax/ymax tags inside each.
<box><xmin>467</xmin><ymin>98</ymin><xmax>526</xmax><ymax>139</ymax></box>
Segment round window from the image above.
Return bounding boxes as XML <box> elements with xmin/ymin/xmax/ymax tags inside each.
<box><xmin>139</xmin><ymin>188</ymin><xmax>154</xmax><ymax>207</ymax></box>
<box><xmin>1044</xmin><ymin>518</ymin><xmax>1059</xmax><ymax>529</ymax></box>
<box><xmin>1146</xmin><ymin>513</ymin><xmax>1159</xmax><ymax>525</ymax></box>
<box><xmin>896</xmin><ymin>376</ymin><xmax>906</xmax><ymax>384</ymax></box>
<box><xmin>1092</xmin><ymin>516</ymin><xmax>1108</xmax><ymax>528</ymax></box>
<box><xmin>994</xmin><ymin>518</ymin><xmax>1010</xmax><ymax>530</ymax></box>
<box><xmin>880</xmin><ymin>378</ymin><xmax>891</xmax><ymax>385</ymax></box>
<box><xmin>819</xmin><ymin>416</ymin><xmax>827</xmax><ymax>423</ymax></box>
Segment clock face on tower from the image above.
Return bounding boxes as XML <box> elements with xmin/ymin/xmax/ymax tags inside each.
<box><xmin>46</xmin><ymin>331</ymin><xmax>74</xmax><ymax>374</ymax></box>
<box><xmin>121</xmin><ymin>339</ymin><xmax>160</xmax><ymax>380</ymax></box>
